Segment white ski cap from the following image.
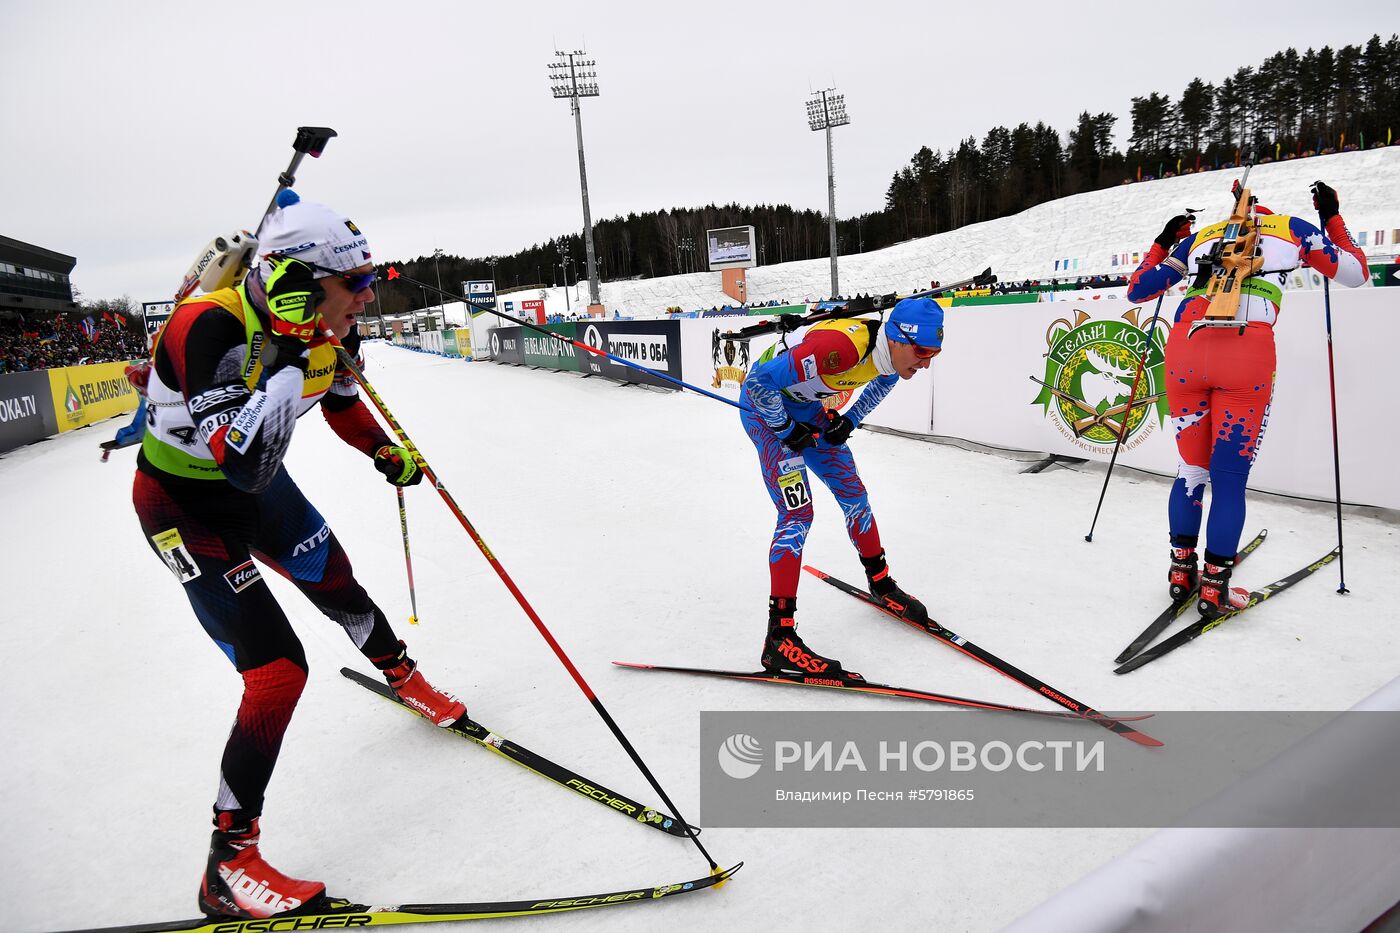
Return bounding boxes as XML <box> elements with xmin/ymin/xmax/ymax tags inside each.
<box><xmin>257</xmin><ymin>190</ymin><xmax>372</xmax><ymax>278</ymax></box>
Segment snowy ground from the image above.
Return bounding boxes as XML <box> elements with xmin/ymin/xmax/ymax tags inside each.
<box><xmin>3</xmin><ymin>344</ymin><xmax>1397</xmax><ymax>932</ymax></box>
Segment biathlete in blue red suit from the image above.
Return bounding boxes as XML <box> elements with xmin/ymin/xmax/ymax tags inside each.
<box><xmin>1125</xmin><ymin>180</ymin><xmax>1366</xmax><ymax>617</ymax></box>
<box><xmin>134</xmin><ymin>193</ymin><xmax>466</xmax><ymax>920</ymax></box>
<box><xmin>741</xmin><ymin>297</ymin><xmax>944</xmax><ymax>681</ymax></box>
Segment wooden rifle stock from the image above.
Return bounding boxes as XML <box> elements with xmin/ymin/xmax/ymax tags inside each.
<box><xmin>1200</xmin><ymin>168</ymin><xmax>1265</xmax><ymax>326</ymax></box>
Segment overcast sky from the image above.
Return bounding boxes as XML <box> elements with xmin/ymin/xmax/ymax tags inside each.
<box><xmin>2</xmin><ymin>1</ymin><xmax>1391</xmax><ymax>305</ymax></box>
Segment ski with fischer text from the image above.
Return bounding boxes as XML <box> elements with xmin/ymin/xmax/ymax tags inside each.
<box><xmin>54</xmin><ymin>863</ymin><xmax>742</xmax><ymax>933</ymax></box>
<box><xmin>341</xmin><ymin>668</ymin><xmax>697</xmax><ymax>837</ymax></box>
<box><xmin>1113</xmin><ymin>547</ymin><xmax>1340</xmax><ymax>674</ymax></box>
<box><xmin>1114</xmin><ymin>529</ymin><xmax>1268</xmax><ymax>664</ymax></box>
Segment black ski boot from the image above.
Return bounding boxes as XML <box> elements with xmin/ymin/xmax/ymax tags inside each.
<box><xmin>1168</xmin><ymin>541</ymin><xmax>1199</xmax><ymax>602</ymax></box>
<box><xmin>860</xmin><ymin>550</ymin><xmax>929</xmax><ymax>626</ymax></box>
<box><xmin>760</xmin><ymin>597</ymin><xmax>861</xmax><ymax>681</ymax></box>
<box><xmin>1197</xmin><ymin>551</ymin><xmax>1248</xmax><ymax>619</ymax></box>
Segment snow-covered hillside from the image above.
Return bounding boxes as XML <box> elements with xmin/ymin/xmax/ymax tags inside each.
<box><xmin>472</xmin><ymin>147</ymin><xmax>1399</xmax><ymax>319</ymax></box>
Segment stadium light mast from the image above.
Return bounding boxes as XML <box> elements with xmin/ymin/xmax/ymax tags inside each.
<box><xmin>807</xmin><ymin>88</ymin><xmax>849</xmax><ymax>298</ymax></box>
<box><xmin>549</xmin><ymin>50</ymin><xmax>602</xmax><ymax>311</ymax></box>
<box><xmin>432</xmin><ymin>247</ymin><xmax>445</xmax><ymax>315</ymax></box>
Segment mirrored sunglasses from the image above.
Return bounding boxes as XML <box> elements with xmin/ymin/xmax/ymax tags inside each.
<box><xmin>907</xmin><ymin>339</ymin><xmax>941</xmax><ymax>359</ymax></box>
<box><xmin>305</xmin><ymin>261</ymin><xmax>378</xmax><ymax>293</ymax></box>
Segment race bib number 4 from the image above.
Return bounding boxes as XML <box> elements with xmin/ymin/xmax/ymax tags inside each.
<box><xmin>152</xmin><ymin>528</ymin><xmax>201</xmax><ymax>583</ymax></box>
<box><xmin>778</xmin><ymin>469</ymin><xmax>812</xmax><ymax>510</ymax></box>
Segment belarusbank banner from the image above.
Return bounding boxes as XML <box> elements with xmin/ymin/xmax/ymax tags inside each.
<box><xmin>49</xmin><ymin>360</ymin><xmax>141</xmax><ymax>432</ymax></box>
<box><xmin>522</xmin><ymin>324</ymin><xmax>578</xmax><ymax>371</ymax></box>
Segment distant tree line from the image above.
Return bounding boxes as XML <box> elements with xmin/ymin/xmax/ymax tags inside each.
<box><xmin>372</xmin><ymin>33</ymin><xmax>1400</xmax><ymax>316</ymax></box>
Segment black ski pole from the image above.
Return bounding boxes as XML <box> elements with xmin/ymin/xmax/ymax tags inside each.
<box><xmin>386</xmin><ymin>267</ymin><xmax>760</xmax><ymax>415</ymax></box>
<box><xmin>1321</xmin><ymin>276</ymin><xmax>1349</xmax><ymax>593</ymax></box>
<box><xmin>1085</xmin><ymin>292</ymin><xmax>1166</xmax><ymax>542</ymax></box>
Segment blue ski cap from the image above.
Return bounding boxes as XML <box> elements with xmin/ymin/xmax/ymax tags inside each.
<box><xmin>885</xmin><ymin>296</ymin><xmax>944</xmax><ymax>348</ymax></box>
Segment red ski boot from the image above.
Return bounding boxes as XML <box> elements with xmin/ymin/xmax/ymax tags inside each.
<box><xmin>373</xmin><ymin>641</ymin><xmax>466</xmax><ymax>726</ymax></box>
<box><xmin>200</xmin><ymin>813</ymin><xmax>327</xmax><ymax>919</ymax></box>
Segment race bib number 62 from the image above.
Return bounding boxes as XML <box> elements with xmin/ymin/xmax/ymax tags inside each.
<box><xmin>778</xmin><ymin>469</ymin><xmax>811</xmax><ymax>510</ymax></box>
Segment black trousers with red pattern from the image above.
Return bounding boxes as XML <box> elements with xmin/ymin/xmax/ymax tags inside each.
<box><xmin>134</xmin><ymin>466</ymin><xmax>401</xmax><ymax>818</ymax></box>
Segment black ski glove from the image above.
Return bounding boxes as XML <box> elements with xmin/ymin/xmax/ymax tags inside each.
<box><xmin>257</xmin><ymin>334</ymin><xmax>311</xmax><ymax>376</ymax></box>
<box><xmin>777</xmin><ymin>418</ymin><xmax>820</xmax><ymax>452</ymax></box>
<box><xmin>822</xmin><ymin>413</ymin><xmax>855</xmax><ymax>446</ymax></box>
<box><xmin>1311</xmin><ymin>181</ymin><xmax>1339</xmax><ymax>222</ymax></box>
<box><xmin>374</xmin><ymin>445</ymin><xmax>424</xmax><ymax>487</ymax></box>
<box><xmin>1153</xmin><ymin>214</ymin><xmax>1194</xmax><ymax>250</ymax></box>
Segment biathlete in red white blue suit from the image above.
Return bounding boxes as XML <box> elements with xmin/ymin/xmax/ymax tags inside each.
<box><xmin>741</xmin><ymin>297</ymin><xmax>944</xmax><ymax>680</ymax></box>
<box><xmin>134</xmin><ymin>192</ymin><xmax>466</xmax><ymax>920</ymax></box>
<box><xmin>1125</xmin><ymin>180</ymin><xmax>1366</xmax><ymax>617</ymax></box>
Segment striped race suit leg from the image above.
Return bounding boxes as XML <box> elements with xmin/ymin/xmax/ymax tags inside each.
<box><xmin>742</xmin><ymin>405</ymin><xmax>883</xmax><ymax>599</ymax></box>
<box><xmin>134</xmin><ymin>467</ymin><xmax>401</xmax><ymax>817</ymax></box>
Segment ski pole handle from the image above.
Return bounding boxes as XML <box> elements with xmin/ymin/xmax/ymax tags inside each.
<box><xmin>256</xmin><ymin>126</ymin><xmax>338</xmax><ymax>237</ymax></box>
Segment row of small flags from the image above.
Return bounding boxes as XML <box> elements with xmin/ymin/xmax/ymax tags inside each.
<box><xmin>1134</xmin><ymin>128</ymin><xmax>1393</xmax><ymax>180</ymax></box>
<box><xmin>1055</xmin><ymin>253</ymin><xmax>1143</xmax><ymax>271</ymax></box>
<box><xmin>80</xmin><ymin>312</ymin><xmax>128</xmax><ymax>341</ymax></box>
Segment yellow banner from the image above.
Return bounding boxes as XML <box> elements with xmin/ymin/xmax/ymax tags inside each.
<box><xmin>49</xmin><ymin>360</ymin><xmax>141</xmax><ymax>432</ymax></box>
<box><xmin>455</xmin><ymin>328</ymin><xmax>474</xmax><ymax>359</ymax></box>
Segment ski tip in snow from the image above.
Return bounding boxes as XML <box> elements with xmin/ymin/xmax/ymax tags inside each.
<box><xmin>1105</xmin><ymin>720</ymin><xmax>1165</xmax><ymax>747</ymax></box>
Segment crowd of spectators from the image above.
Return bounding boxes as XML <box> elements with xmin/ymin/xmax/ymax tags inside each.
<box><xmin>993</xmin><ymin>274</ymin><xmax>1128</xmax><ymax>294</ymax></box>
<box><xmin>531</xmin><ymin>278</ymin><xmax>1139</xmax><ymax>323</ymax></box>
<box><xmin>0</xmin><ymin>312</ymin><xmax>147</xmax><ymax>374</ymax></box>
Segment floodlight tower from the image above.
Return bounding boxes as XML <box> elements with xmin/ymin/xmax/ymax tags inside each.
<box><xmin>431</xmin><ymin>247</ymin><xmax>445</xmax><ymax>313</ymax></box>
<box><xmin>549</xmin><ymin>51</ymin><xmax>602</xmax><ymax>311</ymax></box>
<box><xmin>807</xmin><ymin>88</ymin><xmax>849</xmax><ymax>298</ymax></box>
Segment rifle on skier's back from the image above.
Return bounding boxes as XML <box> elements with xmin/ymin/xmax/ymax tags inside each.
<box><xmin>722</xmin><ymin>267</ymin><xmax>994</xmax><ymax>340</ymax></box>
